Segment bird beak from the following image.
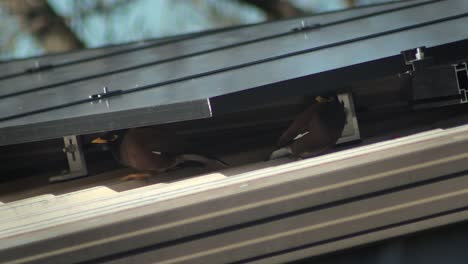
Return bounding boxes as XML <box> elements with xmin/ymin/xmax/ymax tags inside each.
<box><xmin>91</xmin><ymin>137</ymin><xmax>108</xmax><ymax>144</ymax></box>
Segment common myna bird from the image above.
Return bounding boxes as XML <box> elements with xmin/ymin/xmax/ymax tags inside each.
<box><xmin>92</xmin><ymin>127</ymin><xmax>227</xmax><ymax>180</ymax></box>
<box><xmin>269</xmin><ymin>95</ymin><xmax>347</xmax><ymax>160</ymax></box>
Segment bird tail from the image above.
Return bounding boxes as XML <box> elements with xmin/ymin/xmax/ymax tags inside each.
<box><xmin>177</xmin><ymin>154</ymin><xmax>228</xmax><ymax>169</ymax></box>
<box><xmin>267</xmin><ymin>147</ymin><xmax>292</xmax><ymax>161</ymax></box>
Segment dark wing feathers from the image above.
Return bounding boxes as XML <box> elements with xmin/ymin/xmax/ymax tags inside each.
<box><xmin>277</xmin><ymin>96</ymin><xmax>347</xmax><ymax>151</ymax></box>
<box><xmin>277</xmin><ymin>103</ymin><xmax>320</xmax><ymax>147</ymax></box>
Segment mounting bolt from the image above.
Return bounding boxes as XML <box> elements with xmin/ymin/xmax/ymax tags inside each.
<box><xmin>62</xmin><ymin>144</ymin><xmax>77</xmax><ymax>153</ymax></box>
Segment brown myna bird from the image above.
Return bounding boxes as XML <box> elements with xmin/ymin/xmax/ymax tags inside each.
<box><xmin>269</xmin><ymin>95</ymin><xmax>347</xmax><ymax>160</ymax></box>
<box><xmin>92</xmin><ymin>127</ymin><xmax>227</xmax><ymax>180</ymax></box>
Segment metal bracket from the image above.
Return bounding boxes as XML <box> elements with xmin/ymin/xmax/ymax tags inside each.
<box><xmin>336</xmin><ymin>92</ymin><xmax>361</xmax><ymax>144</ymax></box>
<box><xmin>402</xmin><ymin>46</ymin><xmax>428</xmax><ymax>67</ymax></box>
<box><xmin>49</xmin><ymin>135</ymin><xmax>88</xmax><ymax>182</ymax></box>
<box><xmin>89</xmin><ymin>86</ymin><xmax>123</xmax><ymax>109</ymax></box>
<box><xmin>89</xmin><ymin>86</ymin><xmax>123</xmax><ymax>100</ymax></box>
<box><xmin>24</xmin><ymin>61</ymin><xmax>54</xmax><ymax>74</ymax></box>
<box><xmin>454</xmin><ymin>62</ymin><xmax>468</xmax><ymax>104</ymax></box>
<box><xmin>291</xmin><ymin>20</ymin><xmax>321</xmax><ymax>32</ymax></box>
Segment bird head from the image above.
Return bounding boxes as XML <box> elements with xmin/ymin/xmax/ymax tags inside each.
<box><xmin>315</xmin><ymin>95</ymin><xmax>335</xmax><ymax>103</ymax></box>
<box><xmin>317</xmin><ymin>94</ymin><xmax>347</xmax><ymax>130</ymax></box>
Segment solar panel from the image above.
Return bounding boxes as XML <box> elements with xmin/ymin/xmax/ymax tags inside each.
<box><xmin>0</xmin><ymin>0</ymin><xmax>466</xmax><ymax>146</ymax></box>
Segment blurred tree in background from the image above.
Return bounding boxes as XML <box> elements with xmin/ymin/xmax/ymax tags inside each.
<box><xmin>0</xmin><ymin>0</ymin><xmax>399</xmax><ymax>60</ymax></box>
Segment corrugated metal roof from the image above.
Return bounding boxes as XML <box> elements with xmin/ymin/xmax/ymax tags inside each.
<box><xmin>0</xmin><ymin>124</ymin><xmax>466</xmax><ymax>263</ymax></box>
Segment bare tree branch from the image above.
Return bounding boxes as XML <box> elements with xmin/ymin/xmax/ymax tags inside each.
<box><xmin>71</xmin><ymin>0</ymin><xmax>131</xmax><ymax>20</ymax></box>
<box><xmin>0</xmin><ymin>0</ymin><xmax>85</xmax><ymax>52</ymax></box>
<box><xmin>240</xmin><ymin>0</ymin><xmax>305</xmax><ymax>20</ymax></box>
<box><xmin>345</xmin><ymin>0</ymin><xmax>356</xmax><ymax>8</ymax></box>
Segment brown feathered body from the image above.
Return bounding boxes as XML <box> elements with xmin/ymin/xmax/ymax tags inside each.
<box><xmin>101</xmin><ymin>127</ymin><xmax>226</xmax><ymax>174</ymax></box>
<box><xmin>271</xmin><ymin>96</ymin><xmax>346</xmax><ymax>159</ymax></box>
<box><xmin>117</xmin><ymin>128</ymin><xmax>185</xmax><ymax>173</ymax></box>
